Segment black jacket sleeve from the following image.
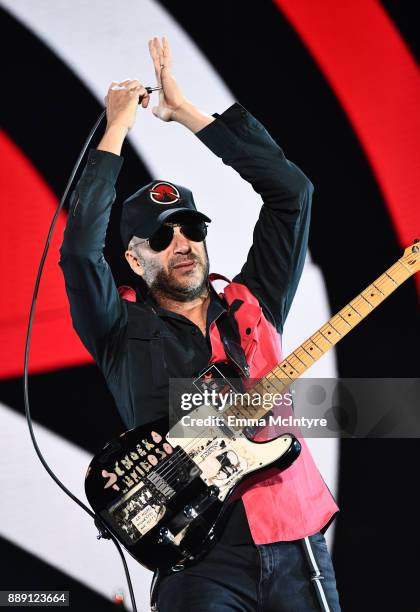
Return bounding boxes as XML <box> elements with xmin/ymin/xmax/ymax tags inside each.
<box><xmin>196</xmin><ymin>103</ymin><xmax>313</xmax><ymax>333</ymax></box>
<box><xmin>58</xmin><ymin>149</ymin><xmax>127</xmax><ymax>371</ymax></box>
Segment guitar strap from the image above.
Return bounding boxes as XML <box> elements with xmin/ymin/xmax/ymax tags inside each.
<box><xmin>214</xmin><ymin>298</ymin><xmax>250</xmax><ymax>379</ymax></box>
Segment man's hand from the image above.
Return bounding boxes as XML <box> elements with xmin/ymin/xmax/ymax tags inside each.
<box><xmin>148</xmin><ymin>36</ymin><xmax>187</xmax><ymax>121</ymax></box>
<box><xmin>98</xmin><ymin>36</ymin><xmax>214</xmax><ymax>157</ymax></box>
<box><xmin>98</xmin><ymin>79</ymin><xmax>150</xmax><ymax>155</ymax></box>
<box><xmin>104</xmin><ymin>78</ymin><xmax>150</xmax><ymax>131</ymax></box>
<box><xmin>148</xmin><ymin>36</ymin><xmax>215</xmax><ymax>133</ymax></box>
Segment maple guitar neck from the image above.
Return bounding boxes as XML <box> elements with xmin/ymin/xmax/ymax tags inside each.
<box><xmin>223</xmin><ymin>242</ymin><xmax>420</xmax><ymax>422</ymax></box>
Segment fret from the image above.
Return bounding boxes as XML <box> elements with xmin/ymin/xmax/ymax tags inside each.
<box><xmin>269</xmin><ymin>373</ymin><xmax>294</xmax><ymax>396</ymax></box>
<box><xmin>338</xmin><ymin>305</ymin><xmax>358</xmax><ymax>327</ymax></box>
<box><xmin>264</xmin><ymin>371</ymin><xmax>287</xmax><ymax>393</ymax></box>
<box><xmin>372</xmin><ymin>281</ymin><xmax>385</xmax><ymax>296</ymax></box>
<box><xmin>310</xmin><ymin>333</ymin><xmax>331</xmax><ymax>352</ymax></box>
<box><xmin>320</xmin><ymin>323</ymin><xmax>342</xmax><ymax>344</ymax></box>
<box><xmin>294</xmin><ymin>348</ymin><xmax>314</xmax><ymax>368</ymax></box>
<box><xmin>287</xmin><ymin>353</ymin><xmax>306</xmax><ymax>374</ymax></box>
<box><xmin>359</xmin><ymin>293</ymin><xmax>374</xmax><ymax>309</ymax></box>
<box><xmin>385</xmin><ymin>272</ymin><xmax>398</xmax><ymax>286</ymax></box>
<box><xmin>330</xmin><ymin>314</ymin><xmax>353</xmax><ymax>336</ymax></box>
<box><xmin>302</xmin><ymin>340</ymin><xmax>323</xmax><ymax>359</ymax></box>
<box><xmin>361</xmin><ymin>284</ymin><xmax>385</xmax><ymax>306</ymax></box>
<box><xmin>349</xmin><ymin>304</ymin><xmax>362</xmax><ymax>318</ymax></box>
<box><xmin>375</xmin><ymin>274</ymin><xmax>396</xmax><ymax>295</ymax></box>
<box><xmin>292</xmin><ymin>350</ymin><xmax>310</xmax><ymax>370</ymax></box>
<box><xmin>349</xmin><ymin>296</ymin><xmax>371</xmax><ymax>317</ymax></box>
<box><xmin>259</xmin><ymin>377</ymin><xmax>279</xmax><ymax>394</ymax></box>
<box><xmin>337</xmin><ymin>314</ymin><xmax>352</xmax><ymax>329</ymax></box>
<box><xmin>389</xmin><ymin>261</ymin><xmax>410</xmax><ymax>282</ymax></box>
<box><xmin>278</xmin><ymin>359</ymin><xmax>301</xmax><ymax>379</ymax></box>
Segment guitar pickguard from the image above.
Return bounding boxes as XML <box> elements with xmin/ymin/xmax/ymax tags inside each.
<box><xmin>167</xmin><ymin>404</ymin><xmax>293</xmax><ymax>501</ymax></box>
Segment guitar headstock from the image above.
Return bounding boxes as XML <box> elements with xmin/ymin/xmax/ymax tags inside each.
<box><xmin>402</xmin><ymin>240</ymin><xmax>420</xmax><ymax>274</ymax></box>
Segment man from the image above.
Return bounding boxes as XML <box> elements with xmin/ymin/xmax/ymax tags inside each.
<box><xmin>59</xmin><ymin>36</ymin><xmax>341</xmax><ymax>611</ymax></box>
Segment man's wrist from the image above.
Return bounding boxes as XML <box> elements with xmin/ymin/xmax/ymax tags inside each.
<box><xmin>97</xmin><ymin>123</ymin><xmax>129</xmax><ymax>155</ymax></box>
<box><xmin>172</xmin><ymin>101</ymin><xmax>214</xmax><ymax>133</ymax></box>
<box><xmin>106</xmin><ymin>122</ymin><xmax>130</xmax><ymax>135</ymax></box>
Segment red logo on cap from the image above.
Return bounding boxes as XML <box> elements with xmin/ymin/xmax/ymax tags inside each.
<box><xmin>149</xmin><ymin>182</ymin><xmax>181</xmax><ymax>205</ymax></box>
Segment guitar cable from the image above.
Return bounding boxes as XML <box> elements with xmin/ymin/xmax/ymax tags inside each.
<box><xmin>23</xmin><ymin>86</ymin><xmax>161</xmax><ymax>612</ymax></box>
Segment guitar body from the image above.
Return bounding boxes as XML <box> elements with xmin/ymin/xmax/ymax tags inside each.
<box><xmin>85</xmin><ymin>413</ymin><xmax>300</xmax><ymax>573</ymax></box>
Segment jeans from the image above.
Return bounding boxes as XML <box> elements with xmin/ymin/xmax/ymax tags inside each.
<box><xmin>152</xmin><ymin>531</ymin><xmax>341</xmax><ymax>611</ymax></box>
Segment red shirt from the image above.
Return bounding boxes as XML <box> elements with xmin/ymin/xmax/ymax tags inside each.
<box><xmin>208</xmin><ymin>280</ymin><xmax>339</xmax><ymax>544</ymax></box>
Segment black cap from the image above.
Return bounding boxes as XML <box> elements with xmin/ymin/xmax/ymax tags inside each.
<box><xmin>120</xmin><ymin>180</ymin><xmax>211</xmax><ymax>248</ymax></box>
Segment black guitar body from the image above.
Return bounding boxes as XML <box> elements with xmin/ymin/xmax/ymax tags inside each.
<box><xmin>85</xmin><ymin>414</ymin><xmax>301</xmax><ymax>573</ymax></box>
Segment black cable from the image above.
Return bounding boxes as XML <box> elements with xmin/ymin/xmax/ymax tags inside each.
<box><xmin>22</xmin><ymin>97</ymin><xmax>159</xmax><ymax>612</ymax></box>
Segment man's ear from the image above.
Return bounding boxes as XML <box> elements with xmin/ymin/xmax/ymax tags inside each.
<box><xmin>125</xmin><ymin>249</ymin><xmax>144</xmax><ymax>276</ymax></box>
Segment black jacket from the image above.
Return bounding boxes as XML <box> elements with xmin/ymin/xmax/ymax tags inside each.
<box><xmin>59</xmin><ymin>102</ymin><xmax>313</xmax><ymax>431</ymax></box>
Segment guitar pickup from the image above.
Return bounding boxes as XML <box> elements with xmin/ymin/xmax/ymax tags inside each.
<box><xmin>147</xmin><ymin>470</ymin><xmax>176</xmax><ymax>499</ymax></box>
<box><xmin>146</xmin><ymin>448</ymin><xmax>202</xmax><ymax>499</ymax></box>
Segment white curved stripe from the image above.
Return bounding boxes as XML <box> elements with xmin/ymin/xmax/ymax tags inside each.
<box><xmin>3</xmin><ymin>0</ymin><xmax>338</xmax><ymax>552</ymax></box>
<box><xmin>0</xmin><ymin>402</ymin><xmax>150</xmax><ymax>612</ymax></box>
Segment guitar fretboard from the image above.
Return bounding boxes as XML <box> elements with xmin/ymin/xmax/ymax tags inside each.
<box><xmin>223</xmin><ymin>248</ymin><xmax>418</xmax><ymax>424</ymax></box>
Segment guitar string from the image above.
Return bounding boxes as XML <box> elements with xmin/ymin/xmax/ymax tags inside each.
<box><xmin>134</xmin><ymin>258</ymin><xmax>414</xmax><ymax>487</ymax></box>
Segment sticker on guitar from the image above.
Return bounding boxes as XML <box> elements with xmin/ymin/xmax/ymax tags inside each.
<box><xmin>194</xmin><ymin>439</ymin><xmax>246</xmax><ymax>485</ymax></box>
<box><xmin>99</xmin><ymin>430</ymin><xmax>174</xmax><ymax>494</ymax></box>
<box><xmin>108</xmin><ymin>481</ymin><xmax>165</xmax><ymax>541</ymax></box>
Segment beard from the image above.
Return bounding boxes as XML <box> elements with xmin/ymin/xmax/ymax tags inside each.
<box><xmin>140</xmin><ymin>244</ymin><xmax>210</xmax><ymax>303</ymax></box>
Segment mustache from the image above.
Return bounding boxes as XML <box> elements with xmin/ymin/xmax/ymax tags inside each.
<box><xmin>170</xmin><ymin>254</ymin><xmax>201</xmax><ymax>268</ymax></box>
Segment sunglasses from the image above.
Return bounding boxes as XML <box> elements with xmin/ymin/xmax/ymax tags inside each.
<box><xmin>134</xmin><ymin>222</ymin><xmax>208</xmax><ymax>253</ymax></box>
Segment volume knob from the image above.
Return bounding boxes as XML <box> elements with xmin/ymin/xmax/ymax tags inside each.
<box><xmin>183</xmin><ymin>505</ymin><xmax>198</xmax><ymax>519</ymax></box>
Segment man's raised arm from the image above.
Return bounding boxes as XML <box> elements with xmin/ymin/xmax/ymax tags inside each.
<box><xmin>59</xmin><ymin>79</ymin><xmax>149</xmax><ymax>368</ymax></box>
<box><xmin>149</xmin><ymin>37</ymin><xmax>312</xmax><ymax>334</ymax></box>
<box><xmin>193</xmin><ymin>104</ymin><xmax>313</xmax><ymax>334</ymax></box>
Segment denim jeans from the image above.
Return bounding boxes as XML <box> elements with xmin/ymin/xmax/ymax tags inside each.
<box><xmin>152</xmin><ymin>531</ymin><xmax>341</xmax><ymax>611</ymax></box>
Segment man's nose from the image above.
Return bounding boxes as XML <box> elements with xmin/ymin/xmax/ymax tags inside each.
<box><xmin>172</xmin><ymin>227</ymin><xmax>191</xmax><ymax>253</ymax></box>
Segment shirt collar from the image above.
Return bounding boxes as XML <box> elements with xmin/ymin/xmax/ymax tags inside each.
<box><xmin>142</xmin><ymin>280</ymin><xmax>227</xmax><ymax>330</ymax></box>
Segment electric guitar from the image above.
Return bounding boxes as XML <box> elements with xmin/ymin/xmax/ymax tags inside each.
<box><xmin>85</xmin><ymin>242</ymin><xmax>420</xmax><ymax>573</ymax></box>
